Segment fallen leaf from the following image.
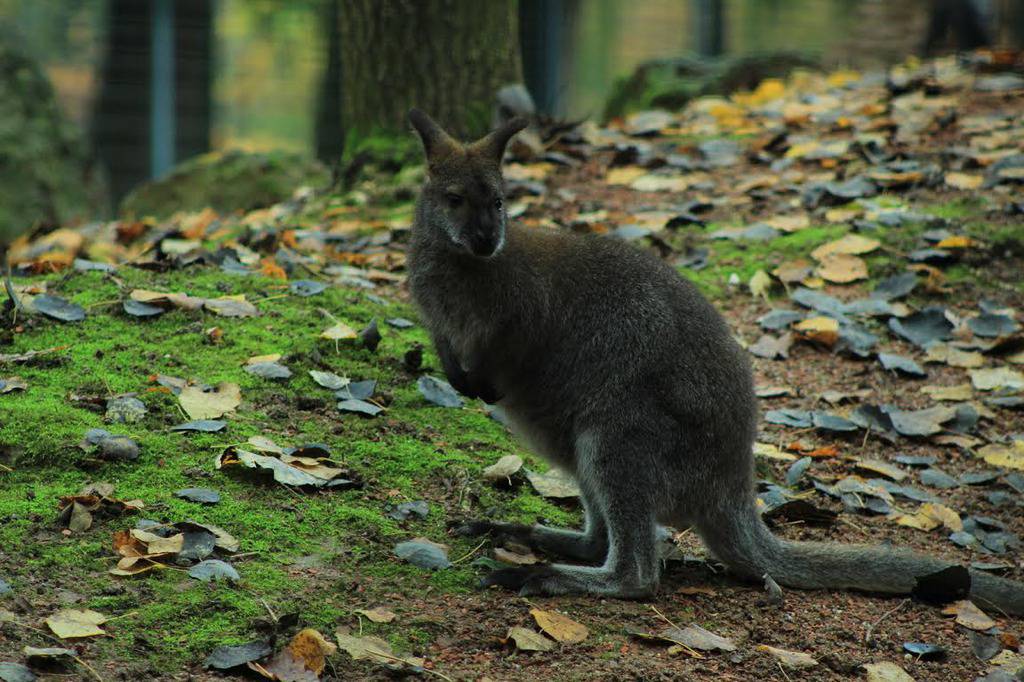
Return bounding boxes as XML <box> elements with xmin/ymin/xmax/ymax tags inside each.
<box><xmin>335</xmin><ymin>630</ymin><xmax>425</xmax><ymax>668</ymax></box>
<box><xmin>945</xmin><ymin>172</ymin><xmax>984</xmax><ymax>190</ymax></box>
<box><xmin>45</xmin><ymin>609</ymin><xmax>107</xmax><ymax>639</ymax></box>
<box><xmin>810</xmin><ymin>233</ymin><xmax>880</xmax><ymax>261</ymax></box>
<box><xmin>977</xmin><ymin>442</ymin><xmax>1024</xmax><ymax>470</ymax></box>
<box><xmin>757</xmin><ymin>644</ymin><xmax>819</xmax><ymax>669</ymax></box>
<box><xmin>862</xmin><ymin>661</ymin><xmax>914</xmax><ymax>682</ymax></box>
<box><xmin>321</xmin><ymin>322</ymin><xmax>358</xmax><ymax>340</ymax></box>
<box><xmin>816</xmin><ymin>253</ymin><xmax>868</xmax><ymax>283</ymax></box>
<box><xmin>944</xmin><ymin>600</ymin><xmax>996</xmax><ymax>631</ymax></box>
<box><xmin>793</xmin><ymin>316</ymin><xmax>839</xmax><ymax>346</ymax></box>
<box><xmin>394</xmin><ymin>538</ymin><xmax>451</xmax><ymax>570</ymax></box>
<box><xmin>970</xmin><ymin>367</ymin><xmax>1024</xmax><ymax>391</ymax></box>
<box><xmin>506</xmin><ymin>626</ymin><xmax>554</xmax><ymax>652</ymax></box>
<box><xmin>920</xmin><ymin>384</ymin><xmax>973</xmax><ymax>401</ymax></box>
<box><xmin>482</xmin><ymin>454</ymin><xmax>523</xmax><ymax>483</ymax></box>
<box><xmin>417</xmin><ymin>375</ymin><xmax>463</xmax><ymax>408</ymax></box>
<box><xmin>530</xmin><ymin>608</ymin><xmax>588</xmax><ymax>643</ymax></box>
<box><xmin>264</xmin><ymin>628</ymin><xmax>337</xmax><ymax>681</ymax></box>
<box><xmin>524</xmin><ymin>468</ymin><xmax>580</xmax><ymax>499</ymax></box>
<box><xmin>204</xmin><ymin>640</ymin><xmax>273</xmax><ymax>670</ymax></box>
<box><xmin>355</xmin><ymin>607</ymin><xmax>396</xmax><ymax>624</ymax></box>
<box><xmin>660</xmin><ymin>624</ymin><xmax>736</xmax><ymax>652</ymax></box>
<box><xmin>179</xmin><ymin>382</ymin><xmax>241</xmax><ymax>420</ymax></box>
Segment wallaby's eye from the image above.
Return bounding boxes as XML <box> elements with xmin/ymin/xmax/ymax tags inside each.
<box><xmin>446</xmin><ymin>193</ymin><xmax>463</xmax><ymax>208</ymax></box>
<box><xmin>494</xmin><ymin>198</ymin><xmax>503</xmax><ymax>210</ymax></box>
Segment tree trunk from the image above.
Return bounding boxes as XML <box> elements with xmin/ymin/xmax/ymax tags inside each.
<box><xmin>339</xmin><ymin>0</ymin><xmax>522</xmax><ymax>144</ymax></box>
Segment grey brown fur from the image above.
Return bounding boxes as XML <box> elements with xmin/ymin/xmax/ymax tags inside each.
<box><xmin>406</xmin><ymin>108</ymin><xmax>1024</xmax><ymax>613</ymax></box>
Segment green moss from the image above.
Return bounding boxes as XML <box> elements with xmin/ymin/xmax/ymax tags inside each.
<box><xmin>0</xmin><ymin>261</ymin><xmax>573</xmax><ymax>670</ymax></box>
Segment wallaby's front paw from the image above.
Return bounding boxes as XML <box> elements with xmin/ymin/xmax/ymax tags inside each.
<box><xmin>481</xmin><ymin>565</ymin><xmax>557</xmax><ymax>594</ymax></box>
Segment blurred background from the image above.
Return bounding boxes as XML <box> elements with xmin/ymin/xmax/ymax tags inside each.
<box><xmin>1</xmin><ymin>0</ymin><xmax>1023</xmax><ymax>227</ymax></box>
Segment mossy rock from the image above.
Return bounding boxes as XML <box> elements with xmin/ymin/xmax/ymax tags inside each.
<box><xmin>119</xmin><ymin>150</ymin><xmax>331</xmax><ymax>219</ymax></box>
<box><xmin>603</xmin><ymin>52</ymin><xmax>820</xmax><ymax>121</ymax></box>
<box><xmin>0</xmin><ymin>34</ymin><xmax>107</xmax><ymax>241</ymax></box>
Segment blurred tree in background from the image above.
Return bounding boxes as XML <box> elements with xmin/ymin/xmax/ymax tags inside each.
<box><xmin>336</xmin><ymin>0</ymin><xmax>522</xmax><ymax>152</ymax></box>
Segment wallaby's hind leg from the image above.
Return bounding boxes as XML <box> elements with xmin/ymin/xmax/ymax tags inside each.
<box><xmin>457</xmin><ymin>499</ymin><xmax>608</xmax><ymax>563</ymax></box>
<box><xmin>482</xmin><ymin>428</ymin><xmax>660</xmax><ymax>597</ymax></box>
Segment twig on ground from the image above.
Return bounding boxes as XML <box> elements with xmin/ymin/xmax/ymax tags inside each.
<box><xmin>864</xmin><ymin>598</ymin><xmax>908</xmax><ymax>644</ymax></box>
<box><xmin>451</xmin><ymin>538</ymin><xmax>487</xmax><ymax>565</ymax></box>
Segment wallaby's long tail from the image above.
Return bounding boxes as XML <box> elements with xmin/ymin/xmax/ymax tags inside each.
<box><xmin>699</xmin><ymin>502</ymin><xmax>1024</xmax><ymax>616</ymax></box>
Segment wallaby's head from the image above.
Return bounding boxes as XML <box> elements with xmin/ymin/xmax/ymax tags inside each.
<box><xmin>409</xmin><ymin>108</ymin><xmax>527</xmax><ymax>259</ymax></box>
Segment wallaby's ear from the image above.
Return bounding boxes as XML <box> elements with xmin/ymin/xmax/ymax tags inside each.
<box><xmin>471</xmin><ymin>117</ymin><xmax>529</xmax><ymax>164</ymax></box>
<box><xmin>408</xmin><ymin>108</ymin><xmax>458</xmax><ymax>164</ymax></box>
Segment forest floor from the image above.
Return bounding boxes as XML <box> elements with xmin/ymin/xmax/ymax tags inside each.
<box><xmin>2</xmin><ymin>54</ymin><xmax>1024</xmax><ymax>682</ymax></box>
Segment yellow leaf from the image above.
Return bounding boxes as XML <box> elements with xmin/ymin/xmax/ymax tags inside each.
<box><xmin>810</xmin><ymin>233</ymin><xmax>881</xmax><ymax>261</ymax></box>
<box><xmin>936</xmin><ymin>235</ymin><xmax>978</xmax><ymax>249</ymax></box>
<box><xmin>178</xmin><ymin>382</ymin><xmax>242</xmax><ymax>420</ymax></box>
<box><xmin>45</xmin><ymin>609</ymin><xmax>108</xmax><ymax>639</ymax></box>
<box><xmin>321</xmin><ymin>322</ymin><xmax>358</xmax><ymax>340</ymax></box>
<box><xmin>764</xmin><ymin>214</ymin><xmax>810</xmax><ymax>232</ymax></box>
<box><xmin>753</xmin><ymin>442</ymin><xmax>797</xmax><ymax>461</ymax></box>
<box><xmin>246</xmin><ymin>353</ymin><xmax>281</xmax><ymax>365</ymax></box>
<box><xmin>978</xmin><ymin>442</ymin><xmax>1024</xmax><ymax>470</ymax></box>
<box><xmin>749</xmin><ymin>270</ymin><xmax>773</xmax><ymax>298</ymax></box>
<box><xmin>506</xmin><ymin>626</ymin><xmax>554</xmax><ymax>652</ymax></box>
<box><xmin>920</xmin><ymin>384</ymin><xmax>973</xmax><ymax>401</ymax></box>
<box><xmin>605</xmin><ymin>166</ymin><xmax>646</xmax><ymax>186</ymax></box>
<box><xmin>944</xmin><ymin>172</ymin><xmax>984</xmax><ymax>190</ymax></box>
<box><xmin>794</xmin><ymin>317</ymin><xmax>840</xmax><ymax>347</ymax></box>
<box><xmin>826</xmin><ymin>69</ymin><xmax>861</xmax><ymax>87</ymax></box>
<box><xmin>816</xmin><ymin>253</ymin><xmax>868</xmax><ymax>283</ymax></box>
<box><xmin>530</xmin><ymin>608</ymin><xmax>589</xmax><ymax>644</ymax></box>
<box><xmin>920</xmin><ymin>503</ymin><xmax>962</xmax><ymax>532</ymax></box>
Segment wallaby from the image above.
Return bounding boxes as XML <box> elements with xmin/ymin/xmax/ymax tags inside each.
<box><xmin>406</xmin><ymin>108</ymin><xmax>1024</xmax><ymax>613</ymax></box>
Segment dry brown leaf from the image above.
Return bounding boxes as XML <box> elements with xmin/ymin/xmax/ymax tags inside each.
<box><xmin>263</xmin><ymin>628</ymin><xmax>337</xmax><ymax>680</ymax></box>
<box><xmin>530</xmin><ymin>608</ymin><xmax>588</xmax><ymax>644</ymax></box>
<box><xmin>179</xmin><ymin>382</ymin><xmax>241</xmax><ymax>420</ymax></box>
<box><xmin>45</xmin><ymin>609</ymin><xmax>107</xmax><ymax>639</ymax></box>
<box><xmin>757</xmin><ymin>644</ymin><xmax>819</xmax><ymax>669</ymax></box>
<box><xmin>944</xmin><ymin>600</ymin><xmax>996</xmax><ymax>631</ymax></box>
<box><xmin>816</xmin><ymin>253</ymin><xmax>868</xmax><ymax>283</ymax></box>
<box><xmin>944</xmin><ymin>172</ymin><xmax>984</xmax><ymax>190</ymax></box>
<box><xmin>506</xmin><ymin>626</ymin><xmax>554</xmax><ymax>652</ymax></box>
<box><xmin>810</xmin><ymin>233</ymin><xmax>880</xmax><ymax>261</ymax></box>
<box><xmin>794</xmin><ymin>316</ymin><xmax>839</xmax><ymax>347</ymax></box>
<box><xmin>920</xmin><ymin>383</ymin><xmax>974</xmax><ymax>401</ymax></box>
<box><xmin>355</xmin><ymin>607</ymin><xmax>396</xmax><ymax>624</ymax></box>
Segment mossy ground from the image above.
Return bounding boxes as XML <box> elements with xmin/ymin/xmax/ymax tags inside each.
<box><xmin>0</xmin><ymin>258</ymin><xmax>573</xmax><ymax>673</ymax></box>
<box><xmin>1</xmin><ymin>187</ymin><xmax>1018</xmax><ymax>677</ymax></box>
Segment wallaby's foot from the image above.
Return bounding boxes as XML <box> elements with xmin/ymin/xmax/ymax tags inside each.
<box><xmin>481</xmin><ymin>564</ymin><xmax>657</xmax><ymax>599</ymax></box>
<box><xmin>455</xmin><ymin>518</ymin><xmax>608</xmax><ymax>563</ymax></box>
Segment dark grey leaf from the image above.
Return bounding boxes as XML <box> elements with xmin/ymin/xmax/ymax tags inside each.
<box><xmin>417</xmin><ymin>375</ymin><xmax>463</xmax><ymax>408</ymax></box>
<box><xmin>884</xmin><ymin>405</ymin><xmax>955</xmax><ymax>437</ymax></box>
<box><xmin>177</xmin><ymin>530</ymin><xmax>217</xmax><ymax>563</ymax></box>
<box><xmin>903</xmin><ymin>642</ymin><xmax>946</xmax><ymax>660</ymax></box>
<box><xmin>836</xmin><ymin>323</ymin><xmax>878</xmax><ymax>358</ymax></box>
<box><xmin>388</xmin><ymin>500</ymin><xmax>429</xmax><ymax>521</ymax></box>
<box><xmin>0</xmin><ymin>578</ymin><xmax>10</xmax><ymax>595</ymax></box>
<box><xmin>385</xmin><ymin>318</ymin><xmax>415</xmax><ymax>329</ymax></box>
<box><xmin>175</xmin><ymin>488</ymin><xmax>221</xmax><ymax>505</ymax></box>
<box><xmin>888</xmin><ymin>307</ymin><xmax>954</xmax><ymax>348</ymax></box>
<box><xmin>1005</xmin><ymin>472</ymin><xmax>1024</xmax><ymax>494</ymax></box>
<box><xmin>949</xmin><ymin>531</ymin><xmax>980</xmax><ymax>548</ymax></box>
<box><xmin>698</xmin><ymin>138</ymin><xmax>740</xmax><ymax>167</ymax></box>
<box><xmin>32</xmin><ymin>294</ymin><xmax>85</xmax><ymax>322</ymax></box>
<box><xmin>871</xmin><ymin>272</ymin><xmax>918</xmax><ymax>301</ymax></box>
<box><xmin>394</xmin><ymin>540</ymin><xmax>451</xmax><ymax>570</ymax></box>
<box><xmin>675</xmin><ymin>246</ymin><xmax>710</xmax><ymax>270</ymax></box>
<box><xmin>289</xmin><ymin>280</ymin><xmax>327</xmax><ymax>297</ymax></box>
<box><xmin>785</xmin><ymin>457</ymin><xmax>812</xmax><ymax>488</ymax></box>
<box><xmin>170</xmin><ymin>420</ymin><xmax>227</xmax><ymax>433</ymax></box>
<box><xmin>850</xmin><ymin>404</ymin><xmax>896</xmax><ymax>436</ymax></box>
<box><xmin>73</xmin><ymin>258</ymin><xmax>116</xmax><ymax>273</ymax></box>
<box><xmin>335</xmin><ymin>379</ymin><xmax>376</xmax><ymax>401</ymax></box>
<box><xmin>613</xmin><ymin>225</ymin><xmax>652</xmax><ymax>241</ymax></box>
<box><xmin>920</xmin><ymin>468</ymin><xmax>960</xmax><ymax>489</ymax></box>
<box><xmin>960</xmin><ymin>470</ymin><xmax>1000</xmax><ymax>486</ymax></box>
<box><xmin>188</xmin><ymin>559</ymin><xmax>239</xmax><ymax>583</ymax></box>
<box><xmin>244</xmin><ymin>362</ymin><xmax>292</xmax><ymax>380</ymax></box>
<box><xmin>764</xmin><ymin>409</ymin><xmax>812</xmax><ymax>428</ymax></box>
<box><xmin>968</xmin><ymin>313</ymin><xmax>1020</xmax><ymax>338</ymax></box>
<box><xmin>123</xmin><ymin>298</ymin><xmax>165</xmax><ymax>317</ymax></box>
<box><xmin>908</xmin><ymin>248</ymin><xmax>956</xmax><ymax>265</ymax></box>
<box><xmin>337</xmin><ymin>399</ymin><xmax>383</xmax><ymax>417</ymax></box>
<box><xmin>204</xmin><ymin>639</ymin><xmax>272</xmax><ymax>670</ymax></box>
<box><xmin>811</xmin><ymin>411</ymin><xmax>859</xmax><ymax>432</ymax></box>
<box><xmin>843</xmin><ymin>298</ymin><xmax>896</xmax><ymax>317</ymax></box>
<box><xmin>878</xmin><ymin>353</ymin><xmax>927</xmax><ymax>378</ymax></box>
<box><xmin>0</xmin><ymin>662</ymin><xmax>36</xmax><ymax>682</ymax></box>
<box><xmin>895</xmin><ymin>454</ymin><xmax>936</xmax><ymax>467</ymax></box>
<box><xmin>309</xmin><ymin>370</ymin><xmax>348</xmax><ymax>390</ymax></box>
<box><xmin>790</xmin><ymin>288</ymin><xmax>847</xmax><ymax>319</ymax></box>
<box><xmin>969</xmin><ymin>631</ymin><xmax>1002</xmax><ymax>661</ymax></box>
<box><xmin>757</xmin><ymin>309</ymin><xmax>803</xmax><ymax>331</ymax></box>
